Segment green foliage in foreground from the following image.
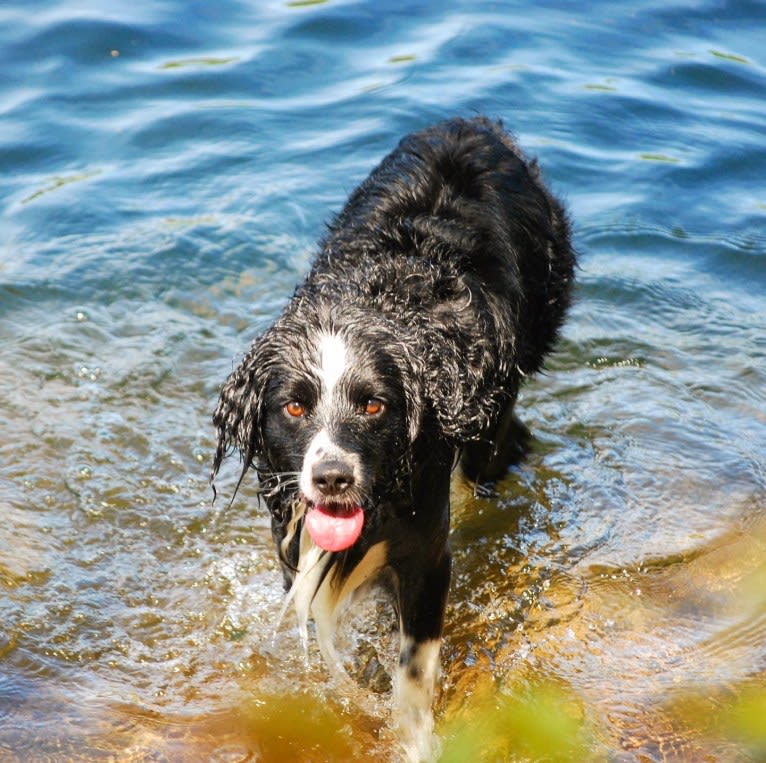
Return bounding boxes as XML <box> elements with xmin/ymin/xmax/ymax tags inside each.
<box><xmin>228</xmin><ymin>692</ymin><xmax>354</xmax><ymax>762</ymax></box>
<box><xmin>437</xmin><ymin>682</ymin><xmax>590</xmax><ymax>763</ymax></box>
<box><xmin>225</xmin><ymin>678</ymin><xmax>766</xmax><ymax>761</ymax></box>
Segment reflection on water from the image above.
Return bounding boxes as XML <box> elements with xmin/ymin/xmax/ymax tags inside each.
<box><xmin>1</xmin><ymin>0</ymin><xmax>765</xmax><ymax>759</ymax></box>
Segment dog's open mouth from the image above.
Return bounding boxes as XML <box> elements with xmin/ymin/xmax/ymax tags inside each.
<box><xmin>304</xmin><ymin>501</ymin><xmax>364</xmax><ymax>552</ymax></box>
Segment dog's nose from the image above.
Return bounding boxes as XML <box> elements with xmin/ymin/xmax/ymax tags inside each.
<box><xmin>312</xmin><ymin>460</ymin><xmax>355</xmax><ymax>497</ymax></box>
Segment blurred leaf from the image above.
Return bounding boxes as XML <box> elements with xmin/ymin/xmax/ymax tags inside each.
<box><xmin>722</xmin><ymin>686</ymin><xmax>766</xmax><ymax>750</ymax></box>
<box><xmin>438</xmin><ymin>681</ymin><xmax>590</xmax><ymax>762</ymax></box>
<box><xmin>213</xmin><ymin>692</ymin><xmax>354</xmax><ymax>763</ymax></box>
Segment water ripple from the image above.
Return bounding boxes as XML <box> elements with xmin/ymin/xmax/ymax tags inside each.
<box><xmin>1</xmin><ymin>0</ymin><xmax>765</xmax><ymax>760</ymax></box>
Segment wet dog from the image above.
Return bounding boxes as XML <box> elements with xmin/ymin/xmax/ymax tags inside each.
<box><xmin>211</xmin><ymin>116</ymin><xmax>574</xmax><ymax>759</ymax></box>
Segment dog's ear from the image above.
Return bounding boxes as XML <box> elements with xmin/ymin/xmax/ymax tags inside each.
<box><xmin>404</xmin><ymin>380</ymin><xmax>423</xmax><ymax>444</ymax></box>
<box><xmin>210</xmin><ymin>334</ymin><xmax>272</xmax><ymax>492</ymax></box>
<box><xmin>399</xmin><ymin>344</ymin><xmax>425</xmax><ymax>444</ymax></box>
<box><xmin>418</xmin><ymin>313</ymin><xmax>502</xmax><ymax>444</ymax></box>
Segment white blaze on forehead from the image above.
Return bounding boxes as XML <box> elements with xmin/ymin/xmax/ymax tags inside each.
<box><xmin>317</xmin><ymin>332</ymin><xmax>348</xmax><ymax>395</ymax></box>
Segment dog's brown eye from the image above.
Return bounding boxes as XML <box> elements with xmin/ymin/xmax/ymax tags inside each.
<box><xmin>285</xmin><ymin>401</ymin><xmax>306</xmax><ymax>418</ymax></box>
<box><xmin>364</xmin><ymin>398</ymin><xmax>385</xmax><ymax>416</ymax></box>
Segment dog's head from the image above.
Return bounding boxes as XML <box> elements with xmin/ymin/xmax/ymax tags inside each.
<box><xmin>212</xmin><ymin>303</ymin><xmax>424</xmax><ymax>552</ymax></box>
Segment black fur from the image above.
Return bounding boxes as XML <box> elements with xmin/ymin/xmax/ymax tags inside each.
<box><xmin>211</xmin><ymin>116</ymin><xmax>574</xmax><ymax>755</ymax></box>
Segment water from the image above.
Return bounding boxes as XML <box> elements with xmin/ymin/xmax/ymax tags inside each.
<box><xmin>1</xmin><ymin>0</ymin><xmax>765</xmax><ymax>760</ymax></box>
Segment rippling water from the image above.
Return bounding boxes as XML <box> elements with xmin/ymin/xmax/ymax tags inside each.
<box><xmin>1</xmin><ymin>1</ymin><xmax>765</xmax><ymax>760</ymax></box>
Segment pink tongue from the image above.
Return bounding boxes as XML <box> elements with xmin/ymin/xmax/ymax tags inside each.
<box><xmin>305</xmin><ymin>505</ymin><xmax>364</xmax><ymax>552</ymax></box>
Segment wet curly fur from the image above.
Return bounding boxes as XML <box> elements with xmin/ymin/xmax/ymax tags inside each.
<box><xmin>211</xmin><ymin>116</ymin><xmax>574</xmax><ymax>759</ymax></box>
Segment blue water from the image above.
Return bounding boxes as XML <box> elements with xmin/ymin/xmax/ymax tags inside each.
<box><xmin>1</xmin><ymin>1</ymin><xmax>765</xmax><ymax>760</ymax></box>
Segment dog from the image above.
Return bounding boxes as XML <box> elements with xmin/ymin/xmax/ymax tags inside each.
<box><xmin>211</xmin><ymin>116</ymin><xmax>574</xmax><ymax>760</ymax></box>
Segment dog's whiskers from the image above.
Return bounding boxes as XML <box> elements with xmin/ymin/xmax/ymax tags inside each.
<box><xmin>255</xmin><ymin>470</ymin><xmax>301</xmax><ymax>500</ymax></box>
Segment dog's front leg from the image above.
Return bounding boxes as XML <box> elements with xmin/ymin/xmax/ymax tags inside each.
<box><xmin>393</xmin><ymin>546</ymin><xmax>451</xmax><ymax>762</ymax></box>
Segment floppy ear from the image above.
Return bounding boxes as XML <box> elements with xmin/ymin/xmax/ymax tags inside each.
<box><xmin>405</xmin><ymin>384</ymin><xmax>423</xmax><ymax>443</ymax></box>
<box><xmin>210</xmin><ymin>333</ymin><xmax>273</xmax><ymax>491</ymax></box>
<box><xmin>397</xmin><ymin>341</ymin><xmax>425</xmax><ymax>444</ymax></box>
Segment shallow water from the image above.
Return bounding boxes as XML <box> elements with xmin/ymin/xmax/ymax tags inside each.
<box><xmin>1</xmin><ymin>0</ymin><xmax>765</xmax><ymax>760</ymax></box>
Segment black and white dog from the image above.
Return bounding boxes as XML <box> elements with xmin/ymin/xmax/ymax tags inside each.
<box><xmin>211</xmin><ymin>116</ymin><xmax>574</xmax><ymax>759</ymax></box>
